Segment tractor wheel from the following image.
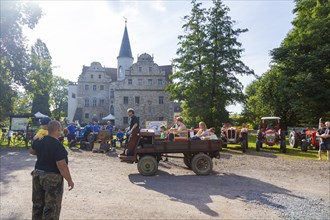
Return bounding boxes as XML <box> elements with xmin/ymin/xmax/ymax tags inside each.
<box><xmin>281</xmin><ymin>140</ymin><xmax>286</xmax><ymax>153</ymax></box>
<box><xmin>137</xmin><ymin>155</ymin><xmax>158</xmax><ymax>176</ymax></box>
<box><xmin>241</xmin><ymin>140</ymin><xmax>247</xmax><ymax>153</ymax></box>
<box><xmin>183</xmin><ymin>154</ymin><xmax>192</xmax><ymax>169</ymax></box>
<box><xmin>301</xmin><ymin>140</ymin><xmax>308</xmax><ymax>152</ymax></box>
<box><xmin>256</xmin><ymin>140</ymin><xmax>261</xmax><ymax>151</ymax></box>
<box><xmin>289</xmin><ymin>133</ymin><xmax>298</xmax><ymax>148</ymax></box>
<box><xmin>87</xmin><ymin>133</ymin><xmax>95</xmax><ymax>143</ymax></box>
<box><xmin>191</xmin><ymin>153</ymin><xmax>213</xmax><ymax>175</ymax></box>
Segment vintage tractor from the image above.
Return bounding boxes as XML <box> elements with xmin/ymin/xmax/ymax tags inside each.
<box><xmin>256</xmin><ymin>117</ymin><xmax>286</xmax><ymax>153</ymax></box>
<box><xmin>221</xmin><ymin>123</ymin><xmax>249</xmax><ymax>153</ymax></box>
<box><xmin>289</xmin><ymin>128</ymin><xmax>319</xmax><ymax>152</ymax></box>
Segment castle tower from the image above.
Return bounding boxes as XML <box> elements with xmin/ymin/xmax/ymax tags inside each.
<box><xmin>117</xmin><ymin>20</ymin><xmax>133</xmax><ymax>81</ymax></box>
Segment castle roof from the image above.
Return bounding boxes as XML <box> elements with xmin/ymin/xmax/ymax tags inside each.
<box><xmin>118</xmin><ymin>23</ymin><xmax>133</xmax><ymax>59</ymax></box>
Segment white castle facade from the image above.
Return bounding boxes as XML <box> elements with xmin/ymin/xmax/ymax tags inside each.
<box><xmin>67</xmin><ymin>23</ymin><xmax>174</xmax><ymax>129</ymax></box>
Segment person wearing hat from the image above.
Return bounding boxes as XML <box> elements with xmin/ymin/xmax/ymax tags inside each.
<box><xmin>33</xmin><ymin>117</ymin><xmax>51</xmax><ymax>140</ymax></box>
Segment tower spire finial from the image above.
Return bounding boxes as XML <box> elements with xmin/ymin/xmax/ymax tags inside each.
<box><xmin>123</xmin><ymin>17</ymin><xmax>127</xmax><ymax>25</ymax></box>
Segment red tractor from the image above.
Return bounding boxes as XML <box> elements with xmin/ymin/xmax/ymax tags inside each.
<box><xmin>256</xmin><ymin>117</ymin><xmax>286</xmax><ymax>153</ymax></box>
<box><xmin>289</xmin><ymin>128</ymin><xmax>319</xmax><ymax>152</ymax></box>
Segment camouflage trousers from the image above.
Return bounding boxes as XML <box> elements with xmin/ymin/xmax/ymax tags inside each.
<box><xmin>32</xmin><ymin>170</ymin><xmax>64</xmax><ymax>220</ymax></box>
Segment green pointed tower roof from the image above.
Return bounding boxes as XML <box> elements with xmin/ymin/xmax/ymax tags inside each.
<box><xmin>118</xmin><ymin>21</ymin><xmax>133</xmax><ymax>59</ymax></box>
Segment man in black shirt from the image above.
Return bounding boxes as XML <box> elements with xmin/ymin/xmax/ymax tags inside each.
<box><xmin>122</xmin><ymin>108</ymin><xmax>139</xmax><ymax>156</ymax></box>
<box><xmin>30</xmin><ymin>120</ymin><xmax>74</xmax><ymax>220</ymax></box>
<box><xmin>127</xmin><ymin>108</ymin><xmax>139</xmax><ymax>133</ymax></box>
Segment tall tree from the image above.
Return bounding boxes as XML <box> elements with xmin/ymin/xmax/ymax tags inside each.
<box><xmin>270</xmin><ymin>0</ymin><xmax>330</xmax><ymax>124</ymax></box>
<box><xmin>0</xmin><ymin>1</ymin><xmax>42</xmax><ymax>121</ymax></box>
<box><xmin>167</xmin><ymin>0</ymin><xmax>254</xmax><ymax>127</ymax></box>
<box><xmin>167</xmin><ymin>0</ymin><xmax>208</xmax><ymax>127</ymax></box>
<box><xmin>50</xmin><ymin>76</ymin><xmax>69</xmax><ymax>119</ymax></box>
<box><xmin>25</xmin><ymin>39</ymin><xmax>53</xmax><ymax>116</ymax></box>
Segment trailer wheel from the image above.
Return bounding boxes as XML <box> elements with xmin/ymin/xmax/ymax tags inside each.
<box><xmin>183</xmin><ymin>154</ymin><xmax>192</xmax><ymax>169</ymax></box>
<box><xmin>137</xmin><ymin>155</ymin><xmax>158</xmax><ymax>176</ymax></box>
<box><xmin>191</xmin><ymin>154</ymin><xmax>213</xmax><ymax>175</ymax></box>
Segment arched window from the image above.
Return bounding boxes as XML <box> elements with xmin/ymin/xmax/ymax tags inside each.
<box><xmin>119</xmin><ymin>66</ymin><xmax>124</xmax><ymax>79</ymax></box>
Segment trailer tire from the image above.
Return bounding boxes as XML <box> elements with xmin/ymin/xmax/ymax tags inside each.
<box><xmin>137</xmin><ymin>155</ymin><xmax>158</xmax><ymax>176</ymax></box>
<box><xmin>191</xmin><ymin>154</ymin><xmax>213</xmax><ymax>175</ymax></box>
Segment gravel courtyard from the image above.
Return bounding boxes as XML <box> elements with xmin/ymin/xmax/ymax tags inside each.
<box><xmin>1</xmin><ymin>147</ymin><xmax>329</xmax><ymax>219</ymax></box>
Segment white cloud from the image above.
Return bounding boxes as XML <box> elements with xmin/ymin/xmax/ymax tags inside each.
<box><xmin>149</xmin><ymin>1</ymin><xmax>166</xmax><ymax>12</ymax></box>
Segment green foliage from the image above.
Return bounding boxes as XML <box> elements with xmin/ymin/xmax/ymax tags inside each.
<box><xmin>26</xmin><ymin>39</ymin><xmax>53</xmax><ymax>116</ymax></box>
<box><xmin>0</xmin><ymin>1</ymin><xmax>42</xmax><ymax>122</ymax></box>
<box><xmin>50</xmin><ymin>76</ymin><xmax>69</xmax><ymax>119</ymax></box>
<box><xmin>167</xmin><ymin>0</ymin><xmax>254</xmax><ymax>128</ymax></box>
<box><xmin>270</xmin><ymin>0</ymin><xmax>330</xmax><ymax>124</ymax></box>
<box><xmin>243</xmin><ymin>0</ymin><xmax>330</xmax><ymax>127</ymax></box>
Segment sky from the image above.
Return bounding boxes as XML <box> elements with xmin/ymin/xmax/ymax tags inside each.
<box><xmin>23</xmin><ymin>0</ymin><xmax>296</xmax><ymax>113</ymax></box>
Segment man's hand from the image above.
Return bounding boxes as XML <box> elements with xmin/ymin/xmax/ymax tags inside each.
<box><xmin>68</xmin><ymin>180</ymin><xmax>74</xmax><ymax>191</ymax></box>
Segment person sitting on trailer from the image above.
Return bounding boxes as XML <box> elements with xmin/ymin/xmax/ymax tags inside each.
<box><xmin>191</xmin><ymin>121</ymin><xmax>210</xmax><ymax>140</ymax></box>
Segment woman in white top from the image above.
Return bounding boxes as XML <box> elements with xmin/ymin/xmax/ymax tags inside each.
<box><xmin>191</xmin><ymin>121</ymin><xmax>210</xmax><ymax>140</ymax></box>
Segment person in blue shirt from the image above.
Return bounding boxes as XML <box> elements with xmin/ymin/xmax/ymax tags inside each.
<box><xmin>105</xmin><ymin>121</ymin><xmax>114</xmax><ymax>138</ymax></box>
<box><xmin>92</xmin><ymin>121</ymin><xmax>100</xmax><ymax>133</ymax></box>
<box><xmin>66</xmin><ymin>121</ymin><xmax>77</xmax><ymax>145</ymax></box>
<box><xmin>114</xmin><ymin>129</ymin><xmax>124</xmax><ymax>148</ymax></box>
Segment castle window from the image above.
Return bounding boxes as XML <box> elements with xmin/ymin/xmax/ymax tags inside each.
<box><xmin>99</xmin><ymin>99</ymin><xmax>105</xmax><ymax>106</ymax></box>
<box><xmin>85</xmin><ymin>99</ymin><xmax>89</xmax><ymax>107</ymax></box>
<box><xmin>110</xmin><ymin>89</ymin><xmax>114</xmax><ymax>98</ymax></box>
<box><xmin>123</xmin><ymin>96</ymin><xmax>128</xmax><ymax>105</ymax></box>
<box><xmin>100</xmin><ymin>85</ymin><xmax>104</xmax><ymax>90</ymax></box>
<box><xmin>159</xmin><ymin>96</ymin><xmax>164</xmax><ymax>104</ymax></box>
<box><xmin>123</xmin><ymin>117</ymin><xmax>128</xmax><ymax>124</ymax></box>
<box><xmin>149</xmin><ymin>67</ymin><xmax>152</xmax><ymax>72</ymax></box>
<box><xmin>93</xmin><ymin>85</ymin><xmax>97</xmax><ymax>91</ymax></box>
<box><xmin>158</xmin><ymin>79</ymin><xmax>163</xmax><ymax>86</ymax></box>
<box><xmin>139</xmin><ymin>67</ymin><xmax>142</xmax><ymax>73</ymax></box>
<box><xmin>128</xmin><ymin>79</ymin><xmax>132</xmax><ymax>85</ymax></box>
<box><xmin>99</xmin><ymin>75</ymin><xmax>101</xmax><ymax>79</ymax></box>
<box><xmin>92</xmin><ymin>98</ymin><xmax>97</xmax><ymax>107</ymax></box>
<box><xmin>138</xmin><ymin>79</ymin><xmax>143</xmax><ymax>86</ymax></box>
<box><xmin>135</xmin><ymin>96</ymin><xmax>140</xmax><ymax>105</ymax></box>
<box><xmin>147</xmin><ymin>79</ymin><xmax>152</xmax><ymax>85</ymax></box>
<box><xmin>85</xmin><ymin>85</ymin><xmax>89</xmax><ymax>90</ymax></box>
<box><xmin>91</xmin><ymin>75</ymin><xmax>93</xmax><ymax>79</ymax></box>
<box><xmin>71</xmin><ymin>93</ymin><xmax>76</xmax><ymax>98</ymax></box>
<box><xmin>85</xmin><ymin>113</ymin><xmax>89</xmax><ymax>119</ymax></box>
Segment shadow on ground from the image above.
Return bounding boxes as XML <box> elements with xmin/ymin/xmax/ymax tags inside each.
<box><xmin>0</xmin><ymin>147</ymin><xmax>35</xmax><ymax>186</ymax></box>
<box><xmin>129</xmin><ymin>171</ymin><xmax>304</xmax><ymax>217</ymax></box>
